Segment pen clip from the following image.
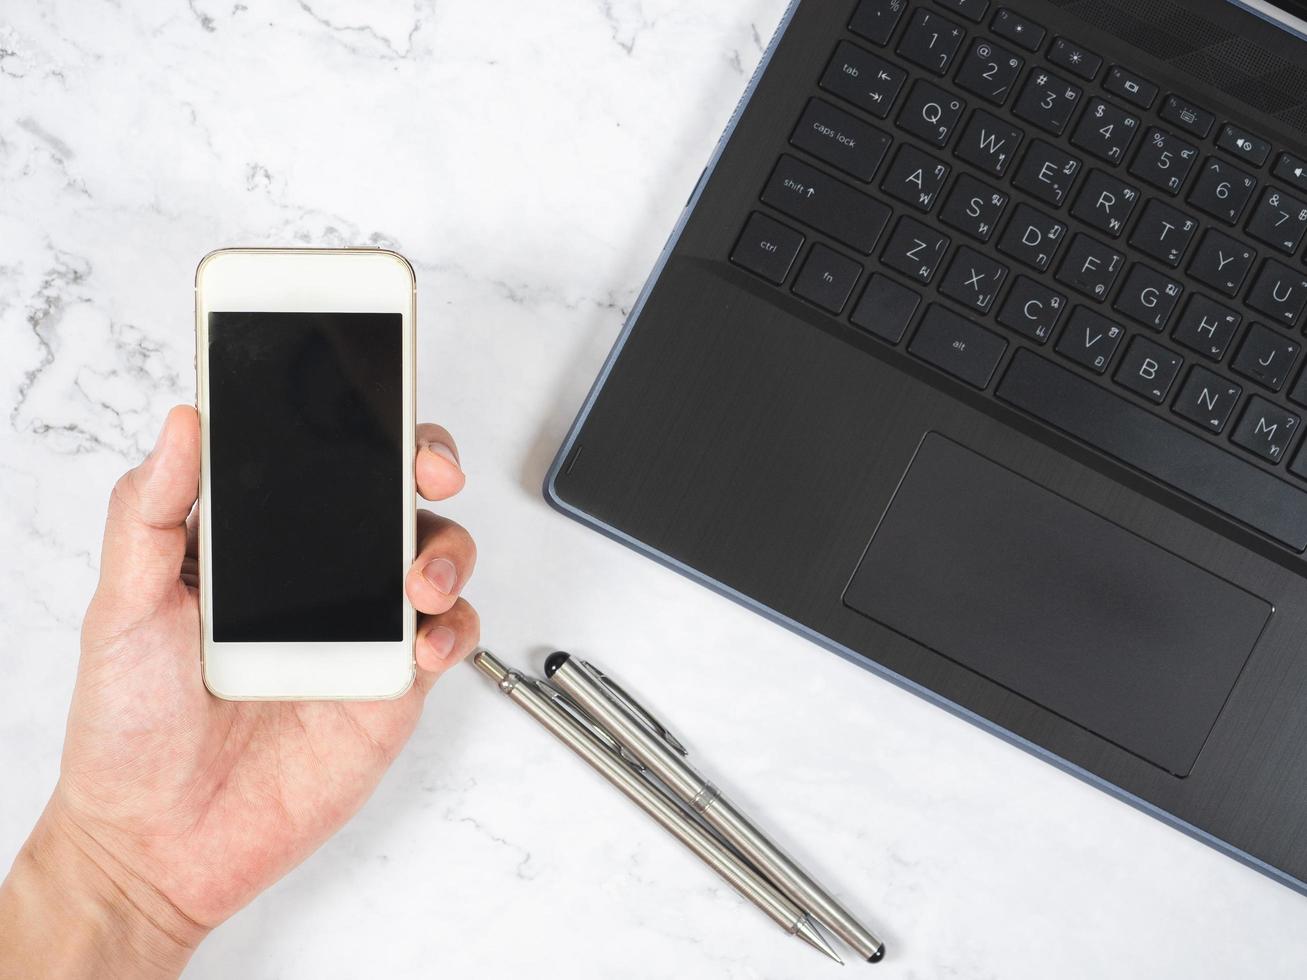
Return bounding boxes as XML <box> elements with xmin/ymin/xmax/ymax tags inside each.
<box><xmin>580</xmin><ymin>660</ymin><xmax>689</xmax><ymax>757</ymax></box>
<box><xmin>530</xmin><ymin>679</ymin><xmax>648</xmax><ymax>773</ymax></box>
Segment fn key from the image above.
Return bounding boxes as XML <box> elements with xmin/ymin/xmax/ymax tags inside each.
<box><xmin>730</xmin><ymin>212</ymin><xmax>803</xmax><ymax>284</ymax></box>
<box><xmin>909</xmin><ymin>304</ymin><xmax>1008</xmax><ymax>388</ymax></box>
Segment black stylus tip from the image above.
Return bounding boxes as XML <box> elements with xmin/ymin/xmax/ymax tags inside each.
<box><xmin>868</xmin><ymin>943</ymin><xmax>885</xmax><ymax>963</ymax></box>
<box><xmin>544</xmin><ymin>651</ymin><xmax>571</xmax><ymax>678</ymax></box>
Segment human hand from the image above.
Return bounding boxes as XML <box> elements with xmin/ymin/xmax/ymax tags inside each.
<box><xmin>0</xmin><ymin>406</ymin><xmax>478</xmax><ymax>978</ymax></box>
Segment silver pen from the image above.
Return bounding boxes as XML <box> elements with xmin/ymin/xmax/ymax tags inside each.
<box><xmin>544</xmin><ymin>651</ymin><xmax>886</xmax><ymax>963</ymax></box>
<box><xmin>472</xmin><ymin>650</ymin><xmax>842</xmax><ymax>964</ymax></box>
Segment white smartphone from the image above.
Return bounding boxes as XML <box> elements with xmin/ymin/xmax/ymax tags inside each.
<box><xmin>195</xmin><ymin>248</ymin><xmax>417</xmax><ymax>700</ymax></box>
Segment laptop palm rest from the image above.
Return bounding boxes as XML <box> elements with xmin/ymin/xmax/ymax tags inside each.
<box><xmin>843</xmin><ymin>433</ymin><xmax>1272</xmax><ymax>777</ymax></box>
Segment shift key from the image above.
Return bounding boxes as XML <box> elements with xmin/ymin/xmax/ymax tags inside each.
<box><xmin>761</xmin><ymin>155</ymin><xmax>891</xmax><ymax>255</ymax></box>
<box><xmin>909</xmin><ymin>304</ymin><xmax>1008</xmax><ymax>388</ymax></box>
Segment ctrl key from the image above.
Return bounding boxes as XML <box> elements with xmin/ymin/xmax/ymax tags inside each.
<box><xmin>909</xmin><ymin>304</ymin><xmax>1008</xmax><ymax>388</ymax></box>
<box><xmin>730</xmin><ymin>211</ymin><xmax>804</xmax><ymax>284</ymax></box>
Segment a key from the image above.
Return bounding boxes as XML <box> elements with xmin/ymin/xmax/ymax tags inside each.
<box><xmin>1246</xmin><ymin>259</ymin><xmax>1307</xmax><ymax>327</ymax></box>
<box><xmin>761</xmin><ymin>155</ymin><xmax>891</xmax><ymax>254</ymax></box>
<box><xmin>1217</xmin><ymin>123</ymin><xmax>1271</xmax><ymax>168</ymax></box>
<box><xmin>1048</xmin><ymin>37</ymin><xmax>1101</xmax><ymax>81</ymax></box>
<box><xmin>939</xmin><ymin>173</ymin><xmax>1008</xmax><ymax>241</ymax></box>
<box><xmin>1172</xmin><ymin>294</ymin><xmax>1241</xmax><ymax>360</ymax></box>
<box><xmin>880</xmin><ymin>143</ymin><xmax>951</xmax><ymax>211</ymax></box>
<box><xmin>1159</xmin><ymin>95</ymin><xmax>1215</xmax><ymax>139</ymax></box>
<box><xmin>909</xmin><ymin>304</ymin><xmax>1008</xmax><ymax>387</ymax></box>
<box><xmin>990</xmin><ymin>8</ymin><xmax>1044</xmax><ymax>51</ymax></box>
<box><xmin>1113</xmin><ymin>264</ymin><xmax>1182</xmax><ymax>331</ymax></box>
<box><xmin>1246</xmin><ymin>186</ymin><xmax>1307</xmax><ymax>254</ymax></box>
<box><xmin>880</xmin><ymin>216</ymin><xmax>950</xmax><ymax>283</ymax></box>
<box><xmin>1231</xmin><ymin>322</ymin><xmax>1300</xmax><ymax>392</ymax></box>
<box><xmin>1011</xmin><ymin>139</ymin><xmax>1081</xmax><ymax>206</ymax></box>
<box><xmin>1187</xmin><ymin>230</ymin><xmax>1255</xmax><ymax>298</ymax></box>
<box><xmin>1070</xmin><ymin>98</ymin><xmax>1139</xmax><ymax>164</ymax></box>
<box><xmin>730</xmin><ymin>212</ymin><xmax>805</xmax><ymax>284</ymax></box>
<box><xmin>1129</xmin><ymin>127</ymin><xmax>1198</xmax><ymax>195</ymax></box>
<box><xmin>1230</xmin><ymin>396</ymin><xmax>1298</xmax><ymax>463</ymax></box>
<box><xmin>1055</xmin><ymin>233</ymin><xmax>1124</xmax><ymax>301</ymax></box>
<box><xmin>789</xmin><ymin>98</ymin><xmax>892</xmax><ymax>182</ymax></box>
<box><xmin>1012</xmin><ymin>68</ymin><xmax>1082</xmax><ymax>135</ymax></box>
<box><xmin>1129</xmin><ymin>199</ymin><xmax>1197</xmax><ymax>267</ymax></box>
<box><xmin>851</xmin><ymin>273</ymin><xmax>921</xmax><ymax>344</ymax></box>
<box><xmin>1103</xmin><ymin>65</ymin><xmax>1157</xmax><ymax>109</ymax></box>
<box><xmin>997</xmin><ymin>275</ymin><xmax>1065</xmax><ymax>341</ymax></box>
<box><xmin>997</xmin><ymin>203</ymin><xmax>1065</xmax><ymax>270</ymax></box>
<box><xmin>954</xmin><ymin>38</ymin><xmax>1023</xmax><ymax>104</ymax></box>
<box><xmin>1055</xmin><ymin>306</ymin><xmax>1124</xmax><ymax>373</ymax></box>
<box><xmin>896</xmin><ymin>9</ymin><xmax>966</xmax><ymax>75</ymax></box>
<box><xmin>820</xmin><ymin>41</ymin><xmax>906</xmax><ymax>119</ymax></box>
<box><xmin>897</xmin><ymin>80</ymin><xmax>966</xmax><ymax>146</ymax></box>
<box><xmin>939</xmin><ymin>246</ymin><xmax>1008</xmax><ymax>312</ymax></box>
<box><xmin>1172</xmin><ymin>366</ymin><xmax>1241</xmax><ymax>432</ymax></box>
<box><xmin>1115</xmin><ymin>336</ymin><xmax>1183</xmax><ymax>403</ymax></box>
<box><xmin>954</xmin><ymin>109</ymin><xmax>1022</xmax><ymax>176</ymax></box>
<box><xmin>792</xmin><ymin>244</ymin><xmax>863</xmax><ymax>313</ymax></box>
<box><xmin>1069</xmin><ymin>170</ymin><xmax>1139</xmax><ymax>238</ymax></box>
<box><xmin>1187</xmin><ymin>158</ymin><xmax>1257</xmax><ymax>225</ymax></box>
<box><xmin>849</xmin><ymin>0</ymin><xmax>908</xmax><ymax>46</ymax></box>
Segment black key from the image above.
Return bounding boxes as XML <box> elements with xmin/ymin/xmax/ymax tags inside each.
<box><xmin>1160</xmin><ymin>95</ymin><xmax>1215</xmax><ymax>139</ymax></box>
<box><xmin>1217</xmin><ymin>123</ymin><xmax>1271</xmax><ymax>168</ymax></box>
<box><xmin>881</xmin><ymin>143</ymin><xmax>951</xmax><ymax>212</ymax></box>
<box><xmin>1113</xmin><ymin>264</ymin><xmax>1182</xmax><ymax>331</ymax></box>
<box><xmin>897</xmin><ymin>80</ymin><xmax>966</xmax><ymax>146</ymax></box>
<box><xmin>998</xmin><ymin>275</ymin><xmax>1065</xmax><ymax>342</ymax></box>
<box><xmin>955</xmin><ymin>38</ymin><xmax>1023</xmax><ymax>105</ymax></box>
<box><xmin>997</xmin><ymin>350</ymin><xmax>1307</xmax><ymax>550</ymax></box>
<box><xmin>954</xmin><ymin>110</ymin><xmax>1022</xmax><ymax>176</ymax></box>
<box><xmin>940</xmin><ymin>246</ymin><xmax>1008</xmax><ymax>312</ymax></box>
<box><xmin>1056</xmin><ymin>306</ymin><xmax>1124</xmax><ymax>373</ymax></box>
<box><xmin>1048</xmin><ymin>37</ymin><xmax>1101</xmax><ymax>81</ymax></box>
<box><xmin>1187</xmin><ymin>157</ymin><xmax>1257</xmax><ymax>225</ymax></box>
<box><xmin>1187</xmin><ymin>230</ymin><xmax>1255</xmax><ymax>297</ymax></box>
<box><xmin>998</xmin><ymin>203</ymin><xmax>1066</xmax><ymax>271</ymax></box>
<box><xmin>850</xmin><ymin>0</ymin><xmax>908</xmax><ymax>46</ymax></box>
<box><xmin>1129</xmin><ymin>127</ymin><xmax>1198</xmax><ymax>195</ymax></box>
<box><xmin>939</xmin><ymin>173</ymin><xmax>1008</xmax><ymax>241</ymax></box>
<box><xmin>1129</xmin><ymin>199</ymin><xmax>1197</xmax><ymax>268</ymax></box>
<box><xmin>1290</xmin><ymin>443</ymin><xmax>1307</xmax><ymax>480</ymax></box>
<box><xmin>793</xmin><ymin>244</ymin><xmax>862</xmax><ymax>313</ymax></box>
<box><xmin>1070</xmin><ymin>170</ymin><xmax>1139</xmax><ymax>238</ymax></box>
<box><xmin>1011</xmin><ymin>140</ymin><xmax>1081</xmax><ymax>206</ymax></box>
<box><xmin>1070</xmin><ymin>98</ymin><xmax>1139</xmax><ymax>165</ymax></box>
<box><xmin>820</xmin><ymin>42</ymin><xmax>906</xmax><ymax>119</ymax></box>
<box><xmin>730</xmin><ymin>212</ymin><xmax>803</xmax><ymax>284</ymax></box>
<box><xmin>1246</xmin><ymin>186</ymin><xmax>1307</xmax><ymax>254</ymax></box>
<box><xmin>761</xmin><ymin>156</ymin><xmax>891</xmax><ymax>255</ymax></box>
<box><xmin>851</xmin><ymin>274</ymin><xmax>921</xmax><ymax>343</ymax></box>
<box><xmin>1247</xmin><ymin>259</ymin><xmax>1307</xmax><ymax>327</ymax></box>
<box><xmin>790</xmin><ymin>98</ymin><xmax>892</xmax><ymax>182</ymax></box>
<box><xmin>881</xmin><ymin>216</ymin><xmax>950</xmax><ymax>283</ymax></box>
<box><xmin>1273</xmin><ymin>152</ymin><xmax>1307</xmax><ymax>194</ymax></box>
<box><xmin>1231</xmin><ymin>396</ymin><xmax>1298</xmax><ymax>463</ymax></box>
<box><xmin>1115</xmin><ymin>336</ymin><xmax>1183</xmax><ymax>403</ymax></box>
<box><xmin>909</xmin><ymin>304</ymin><xmax>1008</xmax><ymax>386</ymax></box>
<box><xmin>1173</xmin><ymin>367</ymin><xmax>1241</xmax><ymax>433</ymax></box>
<box><xmin>1172</xmin><ymin>294</ymin><xmax>1241</xmax><ymax>360</ymax></box>
<box><xmin>991</xmin><ymin>8</ymin><xmax>1044</xmax><ymax>52</ymax></box>
<box><xmin>1231</xmin><ymin>322</ymin><xmax>1300</xmax><ymax>392</ymax></box>
<box><xmin>1103</xmin><ymin>65</ymin><xmax>1157</xmax><ymax>109</ymax></box>
<box><xmin>935</xmin><ymin>0</ymin><xmax>989</xmax><ymax>23</ymax></box>
<box><xmin>1290</xmin><ymin>366</ymin><xmax>1307</xmax><ymax>408</ymax></box>
<box><xmin>897</xmin><ymin>9</ymin><xmax>966</xmax><ymax>75</ymax></box>
<box><xmin>1055</xmin><ymin>230</ymin><xmax>1124</xmax><ymax>301</ymax></box>
<box><xmin>1012</xmin><ymin>68</ymin><xmax>1082</xmax><ymax>135</ymax></box>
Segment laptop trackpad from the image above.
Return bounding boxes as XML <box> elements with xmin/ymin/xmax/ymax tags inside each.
<box><xmin>843</xmin><ymin>433</ymin><xmax>1271</xmax><ymax>776</ymax></box>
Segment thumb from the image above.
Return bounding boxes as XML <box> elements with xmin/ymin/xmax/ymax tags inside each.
<box><xmin>94</xmin><ymin>405</ymin><xmax>200</xmax><ymax>622</ymax></box>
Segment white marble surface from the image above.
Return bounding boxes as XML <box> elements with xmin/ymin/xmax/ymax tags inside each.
<box><xmin>2</xmin><ymin>1</ymin><xmax>1306</xmax><ymax>977</ymax></box>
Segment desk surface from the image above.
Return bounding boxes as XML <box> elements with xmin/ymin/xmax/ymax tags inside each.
<box><xmin>1</xmin><ymin>1</ymin><xmax>1304</xmax><ymax>976</ymax></box>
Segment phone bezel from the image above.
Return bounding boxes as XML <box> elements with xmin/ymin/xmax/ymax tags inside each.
<box><xmin>195</xmin><ymin>248</ymin><xmax>417</xmax><ymax>700</ymax></box>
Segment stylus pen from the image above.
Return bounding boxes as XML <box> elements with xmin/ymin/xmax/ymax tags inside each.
<box><xmin>472</xmin><ymin>650</ymin><xmax>842</xmax><ymax>964</ymax></box>
<box><xmin>543</xmin><ymin>652</ymin><xmax>886</xmax><ymax>963</ymax></box>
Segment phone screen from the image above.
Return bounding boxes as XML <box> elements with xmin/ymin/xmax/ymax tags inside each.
<box><xmin>207</xmin><ymin>312</ymin><xmax>403</xmax><ymax>643</ymax></box>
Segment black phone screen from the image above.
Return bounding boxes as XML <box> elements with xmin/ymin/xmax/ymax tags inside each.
<box><xmin>207</xmin><ymin>312</ymin><xmax>404</xmax><ymax>642</ymax></box>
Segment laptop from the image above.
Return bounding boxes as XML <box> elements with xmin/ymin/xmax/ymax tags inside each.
<box><xmin>546</xmin><ymin>0</ymin><xmax>1307</xmax><ymax>894</ymax></box>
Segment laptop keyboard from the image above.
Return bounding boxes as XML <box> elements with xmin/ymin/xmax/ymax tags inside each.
<box><xmin>729</xmin><ymin>0</ymin><xmax>1307</xmax><ymax>552</ymax></box>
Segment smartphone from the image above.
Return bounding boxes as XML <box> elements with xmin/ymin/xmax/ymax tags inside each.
<box><xmin>195</xmin><ymin>248</ymin><xmax>416</xmax><ymax>700</ymax></box>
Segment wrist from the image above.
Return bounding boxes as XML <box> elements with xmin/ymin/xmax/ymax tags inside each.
<box><xmin>0</xmin><ymin>798</ymin><xmax>208</xmax><ymax>979</ymax></box>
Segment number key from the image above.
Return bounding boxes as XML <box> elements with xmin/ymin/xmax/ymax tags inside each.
<box><xmin>1070</xmin><ymin>98</ymin><xmax>1139</xmax><ymax>164</ymax></box>
<box><xmin>955</xmin><ymin>38</ymin><xmax>1023</xmax><ymax>104</ymax></box>
<box><xmin>1246</xmin><ymin>186</ymin><xmax>1307</xmax><ymax>254</ymax></box>
<box><xmin>1187</xmin><ymin>157</ymin><xmax>1257</xmax><ymax>225</ymax></box>
<box><xmin>1013</xmin><ymin>68</ymin><xmax>1082</xmax><ymax>135</ymax></box>
<box><xmin>1129</xmin><ymin>127</ymin><xmax>1198</xmax><ymax>195</ymax></box>
<box><xmin>897</xmin><ymin>8</ymin><xmax>966</xmax><ymax>75</ymax></box>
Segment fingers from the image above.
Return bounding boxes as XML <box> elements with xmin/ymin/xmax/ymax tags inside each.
<box><xmin>405</xmin><ymin>510</ymin><xmax>476</xmax><ymax>616</ymax></box>
<box><xmin>95</xmin><ymin>405</ymin><xmax>201</xmax><ymax>622</ymax></box>
<box><xmin>414</xmin><ymin>598</ymin><xmax>480</xmax><ymax>692</ymax></box>
<box><xmin>416</xmin><ymin>423</ymin><xmax>464</xmax><ymax>502</ymax></box>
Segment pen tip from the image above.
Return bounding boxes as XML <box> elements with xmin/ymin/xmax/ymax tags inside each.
<box><xmin>868</xmin><ymin>943</ymin><xmax>885</xmax><ymax>963</ymax></box>
<box><xmin>795</xmin><ymin>916</ymin><xmax>843</xmax><ymax>965</ymax></box>
<box><xmin>544</xmin><ymin>651</ymin><xmax>571</xmax><ymax>678</ymax></box>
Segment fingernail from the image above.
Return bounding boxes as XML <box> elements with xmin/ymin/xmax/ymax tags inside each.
<box><xmin>424</xmin><ymin>441</ymin><xmax>460</xmax><ymax>469</ymax></box>
<box><xmin>421</xmin><ymin>557</ymin><xmax>459</xmax><ymax>595</ymax></box>
<box><xmin>425</xmin><ymin>626</ymin><xmax>457</xmax><ymax>661</ymax></box>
